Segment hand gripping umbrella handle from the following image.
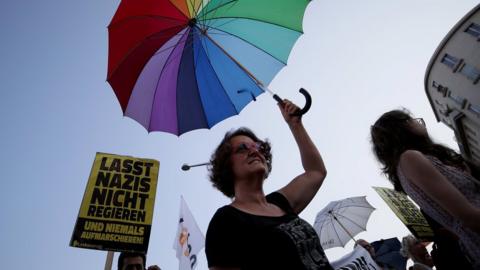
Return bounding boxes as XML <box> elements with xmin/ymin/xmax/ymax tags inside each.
<box><xmin>273</xmin><ymin>88</ymin><xmax>312</xmax><ymax>116</ymax></box>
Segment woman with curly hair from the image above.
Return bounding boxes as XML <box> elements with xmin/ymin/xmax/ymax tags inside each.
<box><xmin>205</xmin><ymin>100</ymin><xmax>332</xmax><ymax>270</ymax></box>
<box><xmin>370</xmin><ymin>109</ymin><xmax>480</xmax><ymax>268</ymax></box>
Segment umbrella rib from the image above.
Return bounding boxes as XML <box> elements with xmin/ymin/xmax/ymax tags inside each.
<box><xmin>198</xmin><ymin>0</ymin><xmax>239</xmax><ymax>22</ymax></box>
<box><xmin>187</xmin><ymin>0</ymin><xmax>195</xmax><ymax>18</ymax></box>
<box><xmin>334</xmin><ymin>212</ymin><xmax>370</xmax><ymax>231</ymax></box>
<box><xmin>317</xmin><ymin>212</ymin><xmax>358</xmax><ymax>248</ymax></box>
<box><xmin>202</xmin><ymin>16</ymin><xmax>303</xmax><ymax>34</ymax></box>
<box><xmin>330</xmin><ymin>215</ymin><xmax>345</xmax><ymax>247</ymax></box>
<box><xmin>332</xmin><ymin>198</ymin><xmax>375</xmax><ymax>211</ymax></box>
<box><xmin>314</xmin><ymin>215</ymin><xmax>330</xmax><ymax>234</ymax></box>
<box><xmin>205</xmin><ymin>25</ymin><xmax>287</xmax><ymax>65</ymax></box>
<box><xmin>191</xmin><ymin>31</ymin><xmax>232</xmax><ymax>127</ymax></box>
<box><xmin>168</xmin><ymin>0</ymin><xmax>194</xmax><ymax>20</ymax></box>
<box><xmin>151</xmin><ymin>32</ymin><xmax>205</xmax><ymax>81</ymax></box>
<box><xmin>334</xmin><ymin>204</ymin><xmax>375</xmax><ymax>211</ymax></box>
<box><xmin>188</xmin><ymin>0</ymin><xmax>202</xmax><ymax>19</ymax></box>
<box><xmin>179</xmin><ymin>28</ymin><xmax>210</xmax><ymax>133</ymax></box>
<box><xmin>201</xmin><ymin>0</ymin><xmax>241</xmax><ymax>32</ymax></box>
<box><xmin>150</xmin><ymin>30</ymin><xmax>216</xmax><ymax>111</ymax></box>
<box><xmin>196</xmin><ymin>30</ymin><xmax>239</xmax><ymax>115</ymax></box>
<box><xmin>108</xmin><ymin>15</ymin><xmax>188</xmax><ymax>29</ymax></box>
<box><xmin>188</xmin><ymin>27</ymin><xmax>212</xmax><ymax>128</ymax></box>
<box><xmin>192</xmin><ymin>28</ymin><xmax>202</xmax><ymax>77</ymax></box>
<box><xmin>108</xmin><ymin>24</ymin><xmax>186</xmax><ymax>80</ymax></box>
<box><xmin>147</xmin><ymin>28</ymin><xmax>191</xmax><ymax>132</ymax></box>
<box><xmin>194</xmin><ymin>0</ymin><xmax>206</xmax><ymax>29</ymax></box>
<box><xmin>203</xmin><ymin>30</ymin><xmax>266</xmax><ymax>93</ymax></box>
<box><xmin>150</xmin><ymin>30</ymin><xmax>203</xmax><ymax>58</ymax></box>
<box><xmin>191</xmin><ymin>0</ymin><xmax>208</xmax><ymax>20</ymax></box>
<box><xmin>197</xmin><ymin>0</ymin><xmax>215</xmax><ymax>30</ymax></box>
<box><xmin>205</xmin><ymin>17</ymin><xmax>237</xmax><ymax>30</ymax></box>
<box><xmin>198</xmin><ymin>26</ymin><xmax>213</xmax><ymax>63</ymax></box>
<box><xmin>316</xmin><ymin>217</ymin><xmax>333</xmax><ymax>245</ymax></box>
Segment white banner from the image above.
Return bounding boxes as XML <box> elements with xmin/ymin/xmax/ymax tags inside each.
<box><xmin>331</xmin><ymin>246</ymin><xmax>381</xmax><ymax>270</ymax></box>
<box><xmin>173</xmin><ymin>196</ymin><xmax>205</xmax><ymax>270</ymax></box>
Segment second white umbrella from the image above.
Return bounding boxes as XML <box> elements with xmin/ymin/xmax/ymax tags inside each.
<box><xmin>314</xmin><ymin>196</ymin><xmax>375</xmax><ymax>249</ymax></box>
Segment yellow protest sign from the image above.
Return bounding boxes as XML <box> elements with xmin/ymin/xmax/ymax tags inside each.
<box><xmin>373</xmin><ymin>186</ymin><xmax>434</xmax><ymax>241</ymax></box>
<box><xmin>70</xmin><ymin>152</ymin><xmax>159</xmax><ymax>252</ymax></box>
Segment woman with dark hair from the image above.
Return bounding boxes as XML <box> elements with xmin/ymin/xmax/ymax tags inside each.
<box><xmin>205</xmin><ymin>100</ymin><xmax>332</xmax><ymax>270</ymax></box>
<box><xmin>370</xmin><ymin>109</ymin><xmax>480</xmax><ymax>268</ymax></box>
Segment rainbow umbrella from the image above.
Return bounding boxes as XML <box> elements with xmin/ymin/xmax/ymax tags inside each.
<box><xmin>107</xmin><ymin>0</ymin><xmax>312</xmax><ymax>136</ymax></box>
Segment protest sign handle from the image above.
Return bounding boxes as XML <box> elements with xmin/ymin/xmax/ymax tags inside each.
<box><xmin>105</xmin><ymin>251</ymin><xmax>114</xmax><ymax>270</ymax></box>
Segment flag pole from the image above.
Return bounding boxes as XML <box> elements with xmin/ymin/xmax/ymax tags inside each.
<box><xmin>105</xmin><ymin>251</ymin><xmax>114</xmax><ymax>270</ymax></box>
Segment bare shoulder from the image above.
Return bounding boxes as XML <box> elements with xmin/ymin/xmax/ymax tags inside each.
<box><xmin>398</xmin><ymin>150</ymin><xmax>434</xmax><ymax>178</ymax></box>
<box><xmin>399</xmin><ymin>150</ymin><xmax>439</xmax><ymax>183</ymax></box>
<box><xmin>399</xmin><ymin>150</ymin><xmax>426</xmax><ymax>166</ymax></box>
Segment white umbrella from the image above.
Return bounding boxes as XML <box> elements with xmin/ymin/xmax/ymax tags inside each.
<box><xmin>314</xmin><ymin>196</ymin><xmax>375</xmax><ymax>249</ymax></box>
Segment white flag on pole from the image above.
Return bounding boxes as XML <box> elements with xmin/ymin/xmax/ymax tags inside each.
<box><xmin>173</xmin><ymin>196</ymin><xmax>205</xmax><ymax>270</ymax></box>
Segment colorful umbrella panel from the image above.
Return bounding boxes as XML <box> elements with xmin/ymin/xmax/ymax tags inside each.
<box><xmin>107</xmin><ymin>0</ymin><xmax>311</xmax><ymax>135</ymax></box>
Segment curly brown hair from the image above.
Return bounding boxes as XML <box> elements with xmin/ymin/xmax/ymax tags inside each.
<box><xmin>371</xmin><ymin>109</ymin><xmax>465</xmax><ymax>192</ymax></box>
<box><xmin>208</xmin><ymin>127</ymin><xmax>272</xmax><ymax>198</ymax></box>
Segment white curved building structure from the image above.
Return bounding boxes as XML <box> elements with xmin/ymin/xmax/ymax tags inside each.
<box><xmin>425</xmin><ymin>4</ymin><xmax>480</xmax><ymax>168</ymax></box>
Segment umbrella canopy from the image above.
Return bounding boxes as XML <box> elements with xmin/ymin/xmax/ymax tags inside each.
<box><xmin>371</xmin><ymin>237</ymin><xmax>407</xmax><ymax>270</ymax></box>
<box><xmin>107</xmin><ymin>0</ymin><xmax>311</xmax><ymax>136</ymax></box>
<box><xmin>314</xmin><ymin>196</ymin><xmax>375</xmax><ymax>249</ymax></box>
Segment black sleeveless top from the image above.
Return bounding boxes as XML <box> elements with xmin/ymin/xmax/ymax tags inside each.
<box><xmin>205</xmin><ymin>192</ymin><xmax>333</xmax><ymax>270</ymax></box>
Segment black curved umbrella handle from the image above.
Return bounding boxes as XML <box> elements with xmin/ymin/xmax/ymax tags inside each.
<box><xmin>273</xmin><ymin>88</ymin><xmax>312</xmax><ymax>116</ymax></box>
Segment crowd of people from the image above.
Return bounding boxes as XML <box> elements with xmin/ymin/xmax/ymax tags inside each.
<box><xmin>202</xmin><ymin>100</ymin><xmax>479</xmax><ymax>269</ymax></box>
<box><xmin>116</xmin><ymin>101</ymin><xmax>479</xmax><ymax>269</ymax></box>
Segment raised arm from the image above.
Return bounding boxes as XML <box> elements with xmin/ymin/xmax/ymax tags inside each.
<box><xmin>399</xmin><ymin>150</ymin><xmax>480</xmax><ymax>233</ymax></box>
<box><xmin>277</xmin><ymin>100</ymin><xmax>327</xmax><ymax>214</ymax></box>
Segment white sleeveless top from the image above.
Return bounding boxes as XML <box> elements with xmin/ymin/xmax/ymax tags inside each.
<box><xmin>397</xmin><ymin>155</ymin><xmax>480</xmax><ymax>268</ymax></box>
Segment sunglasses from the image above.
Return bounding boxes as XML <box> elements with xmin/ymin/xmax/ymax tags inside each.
<box><xmin>233</xmin><ymin>142</ymin><xmax>267</xmax><ymax>155</ymax></box>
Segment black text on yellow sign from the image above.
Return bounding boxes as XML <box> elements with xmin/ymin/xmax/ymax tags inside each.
<box><xmin>70</xmin><ymin>153</ymin><xmax>159</xmax><ymax>253</ymax></box>
<box><xmin>373</xmin><ymin>186</ymin><xmax>434</xmax><ymax>241</ymax></box>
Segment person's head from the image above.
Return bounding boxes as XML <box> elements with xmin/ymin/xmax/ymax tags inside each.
<box><xmin>118</xmin><ymin>252</ymin><xmax>146</xmax><ymax>270</ymax></box>
<box><xmin>400</xmin><ymin>235</ymin><xmax>434</xmax><ymax>267</ymax></box>
<box><xmin>355</xmin><ymin>239</ymin><xmax>376</xmax><ymax>257</ymax></box>
<box><xmin>370</xmin><ymin>109</ymin><xmax>465</xmax><ymax>192</ymax></box>
<box><xmin>209</xmin><ymin>127</ymin><xmax>272</xmax><ymax>198</ymax></box>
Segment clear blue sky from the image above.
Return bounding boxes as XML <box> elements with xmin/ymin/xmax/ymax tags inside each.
<box><xmin>1</xmin><ymin>1</ymin><xmax>478</xmax><ymax>269</ymax></box>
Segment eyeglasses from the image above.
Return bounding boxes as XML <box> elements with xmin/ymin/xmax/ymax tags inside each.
<box><xmin>233</xmin><ymin>142</ymin><xmax>267</xmax><ymax>155</ymax></box>
<box><xmin>412</xmin><ymin>118</ymin><xmax>425</xmax><ymax>126</ymax></box>
<box><xmin>124</xmin><ymin>264</ymin><xmax>144</xmax><ymax>270</ymax></box>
